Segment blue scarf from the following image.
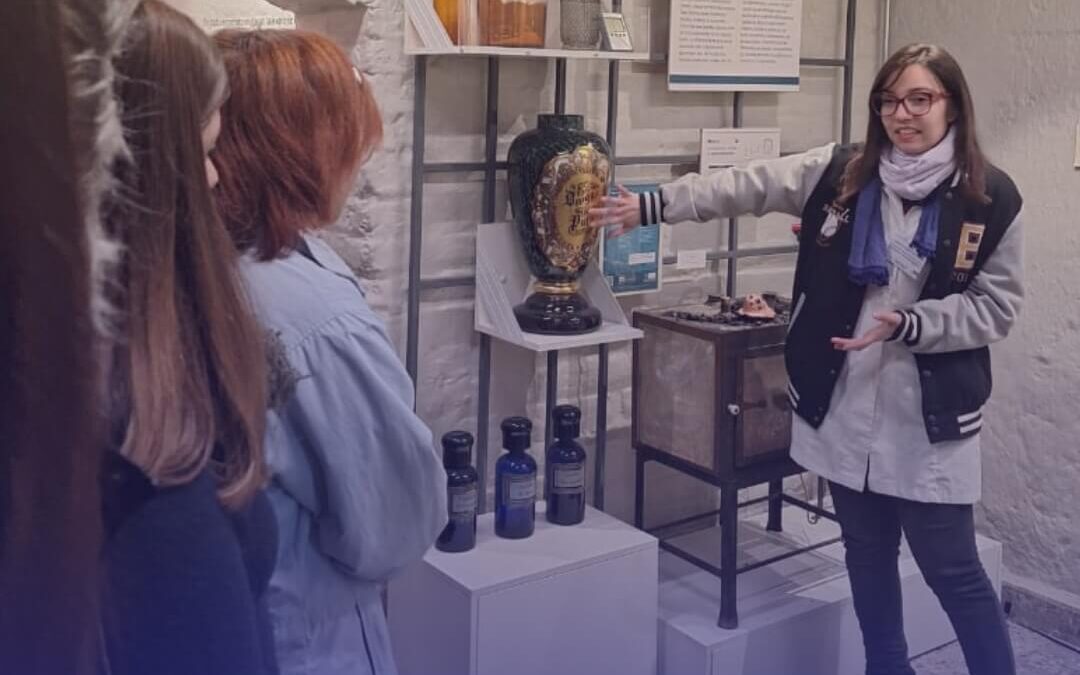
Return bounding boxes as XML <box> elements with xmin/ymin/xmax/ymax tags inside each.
<box><xmin>847</xmin><ymin>128</ymin><xmax>958</xmax><ymax>286</ymax></box>
<box><xmin>847</xmin><ymin>177</ymin><xmax>944</xmax><ymax>286</ymax></box>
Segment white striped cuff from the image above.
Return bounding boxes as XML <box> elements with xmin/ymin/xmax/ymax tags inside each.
<box><xmin>957</xmin><ymin>410</ymin><xmax>983</xmax><ymax>436</ymax></box>
<box><xmin>638</xmin><ymin>190</ymin><xmax>665</xmax><ymax>227</ymax></box>
<box><xmin>886</xmin><ymin>310</ymin><xmax>922</xmax><ymax>347</ymax></box>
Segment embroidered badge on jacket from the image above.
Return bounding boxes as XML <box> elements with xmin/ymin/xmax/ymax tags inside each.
<box><xmin>954</xmin><ymin>222</ymin><xmax>986</xmax><ymax>270</ymax></box>
<box><xmin>817</xmin><ymin>201</ymin><xmax>850</xmax><ymax>247</ymax></box>
<box><xmin>950</xmin><ymin>222</ymin><xmax>986</xmax><ymax>283</ymax></box>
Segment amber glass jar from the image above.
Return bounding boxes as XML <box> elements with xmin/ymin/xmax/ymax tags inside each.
<box><xmin>478</xmin><ymin>0</ymin><xmax>547</xmax><ymax>48</ymax></box>
<box><xmin>434</xmin><ymin>0</ymin><xmax>460</xmax><ymax>44</ymax></box>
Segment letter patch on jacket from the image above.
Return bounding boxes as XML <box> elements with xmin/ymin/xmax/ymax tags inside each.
<box><xmin>954</xmin><ymin>223</ymin><xmax>986</xmax><ymax>271</ymax></box>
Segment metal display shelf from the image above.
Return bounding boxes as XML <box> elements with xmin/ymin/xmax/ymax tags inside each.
<box><xmin>404</xmin><ymin>0</ymin><xmax>860</xmax><ymax>534</ymax></box>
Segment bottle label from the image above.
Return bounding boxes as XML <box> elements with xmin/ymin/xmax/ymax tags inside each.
<box><xmin>552</xmin><ymin>463</ymin><xmax>585</xmax><ymax>494</ymax></box>
<box><xmin>503</xmin><ymin>474</ymin><xmax>536</xmax><ymax>507</ymax></box>
<box><xmin>448</xmin><ymin>485</ymin><xmax>477</xmax><ymax>521</ymax></box>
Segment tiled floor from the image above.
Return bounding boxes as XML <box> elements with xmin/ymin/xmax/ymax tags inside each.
<box><xmin>911</xmin><ymin>623</ymin><xmax>1080</xmax><ymax>674</ymax></box>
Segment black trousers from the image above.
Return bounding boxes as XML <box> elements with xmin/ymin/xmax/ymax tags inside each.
<box><xmin>829</xmin><ymin>482</ymin><xmax>1015</xmax><ymax>675</ymax></box>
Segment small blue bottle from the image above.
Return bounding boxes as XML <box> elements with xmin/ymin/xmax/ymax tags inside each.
<box><xmin>495</xmin><ymin>416</ymin><xmax>537</xmax><ymax>539</ymax></box>
<box><xmin>545</xmin><ymin>405</ymin><xmax>587</xmax><ymax>526</ymax></box>
<box><xmin>436</xmin><ymin>431</ymin><xmax>479</xmax><ymax>553</ymax></box>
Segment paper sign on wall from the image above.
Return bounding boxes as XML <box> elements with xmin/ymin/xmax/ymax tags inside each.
<box><xmin>200</xmin><ymin>14</ymin><xmax>295</xmax><ymax>31</ymax></box>
<box><xmin>668</xmin><ymin>0</ymin><xmax>802</xmax><ymax>92</ymax></box>
<box><xmin>675</xmin><ymin>249</ymin><xmax>708</xmax><ymax>270</ymax></box>
<box><xmin>1074</xmin><ymin>119</ymin><xmax>1080</xmax><ymax>169</ymax></box>
<box><xmin>700</xmin><ymin>128</ymin><xmax>781</xmax><ymax>173</ymax></box>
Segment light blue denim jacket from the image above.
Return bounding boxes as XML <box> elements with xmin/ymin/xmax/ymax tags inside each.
<box><xmin>240</xmin><ymin>234</ymin><xmax>447</xmax><ymax>675</ymax></box>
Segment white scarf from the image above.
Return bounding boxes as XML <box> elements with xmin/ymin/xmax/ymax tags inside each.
<box><xmin>877</xmin><ymin>126</ymin><xmax>957</xmax><ymax>201</ymax></box>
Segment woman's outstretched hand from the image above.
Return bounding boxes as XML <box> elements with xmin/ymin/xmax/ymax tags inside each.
<box><xmin>831</xmin><ymin>312</ymin><xmax>902</xmax><ymax>351</ymax></box>
<box><xmin>589</xmin><ymin>185</ymin><xmax>642</xmax><ymax>238</ymax></box>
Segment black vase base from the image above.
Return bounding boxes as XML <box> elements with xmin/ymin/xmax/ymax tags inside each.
<box><xmin>514</xmin><ymin>291</ymin><xmax>602</xmax><ymax>335</ymax></box>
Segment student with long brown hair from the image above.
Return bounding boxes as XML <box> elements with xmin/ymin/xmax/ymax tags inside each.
<box><xmin>0</xmin><ymin>0</ymin><xmax>126</xmax><ymax>670</ymax></box>
<box><xmin>211</xmin><ymin>29</ymin><xmax>446</xmax><ymax>675</ymax></box>
<box><xmin>592</xmin><ymin>44</ymin><xmax>1021</xmax><ymax>675</ymax></box>
<box><xmin>99</xmin><ymin>2</ymin><xmax>278</xmax><ymax>673</ymax></box>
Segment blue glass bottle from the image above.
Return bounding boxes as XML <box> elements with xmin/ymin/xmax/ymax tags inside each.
<box><xmin>436</xmin><ymin>431</ymin><xmax>479</xmax><ymax>553</ymax></box>
<box><xmin>495</xmin><ymin>416</ymin><xmax>537</xmax><ymax>539</ymax></box>
<box><xmin>545</xmin><ymin>405</ymin><xmax>587</xmax><ymax>526</ymax></box>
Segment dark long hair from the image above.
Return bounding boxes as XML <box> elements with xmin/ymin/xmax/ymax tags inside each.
<box><xmin>839</xmin><ymin>43</ymin><xmax>989</xmax><ymax>205</ymax></box>
<box><xmin>108</xmin><ymin>0</ymin><xmax>267</xmax><ymax>508</ymax></box>
<box><xmin>0</xmin><ymin>0</ymin><xmax>133</xmax><ymax>670</ymax></box>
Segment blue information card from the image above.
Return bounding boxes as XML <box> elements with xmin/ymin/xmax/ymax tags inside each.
<box><xmin>599</xmin><ymin>183</ymin><xmax>663</xmax><ymax>296</ymax></box>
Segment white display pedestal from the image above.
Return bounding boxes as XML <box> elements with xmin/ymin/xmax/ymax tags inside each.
<box><xmin>658</xmin><ymin>506</ymin><xmax>1003</xmax><ymax>675</ymax></box>
<box><xmin>389</xmin><ymin>503</ymin><xmax>659</xmax><ymax>675</ymax></box>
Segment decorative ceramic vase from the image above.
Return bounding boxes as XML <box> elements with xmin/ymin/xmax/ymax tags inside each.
<box><xmin>507</xmin><ymin>114</ymin><xmax>612</xmax><ymax>335</ymax></box>
<box><xmin>560</xmin><ymin>0</ymin><xmax>601</xmax><ymax>49</ymax></box>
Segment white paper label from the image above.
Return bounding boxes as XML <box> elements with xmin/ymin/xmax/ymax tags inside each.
<box><xmin>449</xmin><ymin>485</ymin><xmax>478</xmax><ymax>519</ymax></box>
<box><xmin>504</xmin><ymin>475</ymin><xmax>536</xmax><ymax>507</ymax></box>
<box><xmin>676</xmin><ymin>249</ymin><xmax>708</xmax><ymax>270</ymax></box>
<box><xmin>628</xmin><ymin>252</ymin><xmax>657</xmax><ymax>265</ymax></box>
<box><xmin>1074</xmin><ymin>119</ymin><xmax>1080</xmax><ymax>168</ymax></box>
<box><xmin>200</xmin><ymin>15</ymin><xmax>295</xmax><ymax>32</ymax></box>
<box><xmin>553</xmin><ymin>464</ymin><xmax>586</xmax><ymax>492</ymax></box>
<box><xmin>700</xmin><ymin>128</ymin><xmax>782</xmax><ymax>172</ymax></box>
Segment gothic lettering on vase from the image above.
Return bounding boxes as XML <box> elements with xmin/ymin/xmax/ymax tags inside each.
<box><xmin>507</xmin><ymin>114</ymin><xmax>612</xmax><ymax>334</ymax></box>
<box><xmin>532</xmin><ymin>144</ymin><xmax>609</xmax><ymax>271</ymax></box>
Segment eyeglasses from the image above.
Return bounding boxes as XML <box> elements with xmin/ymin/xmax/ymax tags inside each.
<box><xmin>871</xmin><ymin>90</ymin><xmax>949</xmax><ymax>117</ymax></box>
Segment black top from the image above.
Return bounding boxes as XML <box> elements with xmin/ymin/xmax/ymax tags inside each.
<box><xmin>100</xmin><ymin>452</ymin><xmax>279</xmax><ymax>675</ymax></box>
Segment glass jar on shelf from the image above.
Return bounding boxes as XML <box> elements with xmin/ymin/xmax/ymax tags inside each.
<box><xmin>560</xmin><ymin>0</ymin><xmax>601</xmax><ymax>50</ymax></box>
<box><xmin>478</xmin><ymin>0</ymin><xmax>548</xmax><ymax>48</ymax></box>
<box><xmin>434</xmin><ymin>0</ymin><xmax>460</xmax><ymax>44</ymax></box>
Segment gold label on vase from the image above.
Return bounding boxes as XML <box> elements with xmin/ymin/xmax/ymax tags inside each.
<box><xmin>531</xmin><ymin>144</ymin><xmax>611</xmax><ymax>271</ymax></box>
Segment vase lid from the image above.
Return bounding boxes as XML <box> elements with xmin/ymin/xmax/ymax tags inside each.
<box><xmin>538</xmin><ymin>114</ymin><xmax>584</xmax><ymax>131</ymax></box>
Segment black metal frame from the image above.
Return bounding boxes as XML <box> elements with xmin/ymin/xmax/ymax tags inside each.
<box><xmin>634</xmin><ymin>441</ymin><xmax>841</xmax><ymax>628</ymax></box>
<box><xmin>404</xmin><ymin>0</ymin><xmax>860</xmax><ymax>519</ymax></box>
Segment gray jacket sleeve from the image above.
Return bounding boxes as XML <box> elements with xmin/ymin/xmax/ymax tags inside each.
<box><xmin>890</xmin><ymin>211</ymin><xmax>1024</xmax><ymax>353</ymax></box>
<box><xmin>653</xmin><ymin>143</ymin><xmax>836</xmax><ymax>224</ymax></box>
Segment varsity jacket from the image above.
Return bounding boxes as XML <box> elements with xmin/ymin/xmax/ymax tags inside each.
<box><xmin>638</xmin><ymin>143</ymin><xmax>1024</xmax><ymax>444</ymax></box>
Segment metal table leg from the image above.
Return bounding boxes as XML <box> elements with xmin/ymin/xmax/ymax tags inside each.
<box><xmin>634</xmin><ymin>451</ymin><xmax>646</xmax><ymax>530</ymax></box>
<box><xmin>545</xmin><ymin>350</ymin><xmax>558</xmax><ymax>449</ymax></box>
<box><xmin>718</xmin><ymin>484</ymin><xmax>739</xmax><ymax>629</ymax></box>
<box><xmin>476</xmin><ymin>333</ymin><xmax>491</xmax><ymax>512</ymax></box>
<box><xmin>767</xmin><ymin>479</ymin><xmax>783</xmax><ymax>532</ymax></box>
<box><xmin>594</xmin><ymin>344</ymin><xmax>608</xmax><ymax>510</ymax></box>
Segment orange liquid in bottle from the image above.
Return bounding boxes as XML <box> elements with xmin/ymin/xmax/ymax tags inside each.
<box><xmin>478</xmin><ymin>0</ymin><xmax>547</xmax><ymax>48</ymax></box>
<box><xmin>434</xmin><ymin>0</ymin><xmax>459</xmax><ymax>44</ymax></box>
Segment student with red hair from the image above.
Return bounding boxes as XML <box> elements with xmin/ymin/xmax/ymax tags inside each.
<box><xmin>212</xmin><ymin>29</ymin><xmax>447</xmax><ymax>675</ymax></box>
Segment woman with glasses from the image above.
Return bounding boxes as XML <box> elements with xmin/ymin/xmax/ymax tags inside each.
<box><xmin>591</xmin><ymin>43</ymin><xmax>1021</xmax><ymax>675</ymax></box>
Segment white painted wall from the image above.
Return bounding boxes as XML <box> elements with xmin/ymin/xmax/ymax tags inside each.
<box><xmin>891</xmin><ymin>0</ymin><xmax>1080</xmax><ymax>598</ymax></box>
